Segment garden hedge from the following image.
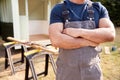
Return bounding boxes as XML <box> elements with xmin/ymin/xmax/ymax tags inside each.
<box><xmin>93</xmin><ymin>0</ymin><xmax>120</xmax><ymax>26</ymax></box>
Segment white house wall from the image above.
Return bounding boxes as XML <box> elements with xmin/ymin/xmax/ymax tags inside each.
<box><xmin>28</xmin><ymin>0</ymin><xmax>48</xmax><ymax>20</ymax></box>
<box><xmin>28</xmin><ymin>0</ymin><xmax>48</xmax><ymax>35</ymax></box>
<box><xmin>29</xmin><ymin>20</ymin><xmax>49</xmax><ymax>35</ymax></box>
<box><xmin>28</xmin><ymin>0</ymin><xmax>62</xmax><ymax>35</ymax></box>
<box><xmin>20</xmin><ymin>16</ymin><xmax>29</xmax><ymax>40</ymax></box>
<box><xmin>11</xmin><ymin>0</ymin><xmax>21</xmax><ymax>39</ymax></box>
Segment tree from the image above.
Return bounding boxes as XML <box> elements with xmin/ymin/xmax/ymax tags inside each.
<box><xmin>93</xmin><ymin>0</ymin><xmax>120</xmax><ymax>26</ymax></box>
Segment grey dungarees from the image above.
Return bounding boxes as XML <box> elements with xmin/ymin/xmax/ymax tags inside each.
<box><xmin>56</xmin><ymin>1</ymin><xmax>103</xmax><ymax>80</ymax></box>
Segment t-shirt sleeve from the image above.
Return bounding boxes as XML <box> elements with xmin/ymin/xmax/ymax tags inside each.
<box><xmin>99</xmin><ymin>2</ymin><xmax>110</xmax><ymax>19</ymax></box>
<box><xmin>50</xmin><ymin>4</ymin><xmax>63</xmax><ymax>24</ymax></box>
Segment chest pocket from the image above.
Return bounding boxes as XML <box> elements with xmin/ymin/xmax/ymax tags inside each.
<box><xmin>65</xmin><ymin>20</ymin><xmax>96</xmax><ymax>29</ymax></box>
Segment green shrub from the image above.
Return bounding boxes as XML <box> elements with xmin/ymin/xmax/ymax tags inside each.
<box><xmin>93</xmin><ymin>0</ymin><xmax>120</xmax><ymax>26</ymax></box>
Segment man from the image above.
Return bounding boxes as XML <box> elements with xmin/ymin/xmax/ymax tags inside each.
<box><xmin>49</xmin><ymin>0</ymin><xmax>115</xmax><ymax>80</ymax></box>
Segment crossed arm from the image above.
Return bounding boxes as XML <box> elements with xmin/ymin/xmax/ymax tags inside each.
<box><xmin>49</xmin><ymin>18</ymin><xmax>115</xmax><ymax>49</ymax></box>
<box><xmin>63</xmin><ymin>18</ymin><xmax>115</xmax><ymax>43</ymax></box>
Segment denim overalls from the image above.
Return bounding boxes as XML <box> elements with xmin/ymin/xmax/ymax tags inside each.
<box><xmin>56</xmin><ymin>1</ymin><xmax>103</xmax><ymax>80</ymax></box>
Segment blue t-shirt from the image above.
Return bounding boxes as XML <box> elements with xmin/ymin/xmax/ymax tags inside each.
<box><xmin>50</xmin><ymin>0</ymin><xmax>109</xmax><ymax>28</ymax></box>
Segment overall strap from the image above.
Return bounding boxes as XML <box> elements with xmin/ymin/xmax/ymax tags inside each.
<box><xmin>87</xmin><ymin>0</ymin><xmax>94</xmax><ymax>21</ymax></box>
<box><xmin>62</xmin><ymin>0</ymin><xmax>94</xmax><ymax>21</ymax></box>
<box><xmin>62</xmin><ymin>1</ymin><xmax>70</xmax><ymax>22</ymax></box>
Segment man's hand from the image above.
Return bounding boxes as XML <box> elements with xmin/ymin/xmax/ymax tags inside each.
<box><xmin>63</xmin><ymin>28</ymin><xmax>80</xmax><ymax>38</ymax></box>
<box><xmin>88</xmin><ymin>40</ymin><xmax>99</xmax><ymax>47</ymax></box>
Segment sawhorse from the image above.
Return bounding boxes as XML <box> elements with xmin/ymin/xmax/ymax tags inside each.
<box><xmin>24</xmin><ymin>49</ymin><xmax>57</xmax><ymax>80</ymax></box>
<box><xmin>3</xmin><ymin>42</ymin><xmax>26</xmax><ymax>75</ymax></box>
<box><xmin>3</xmin><ymin>41</ymin><xmax>57</xmax><ymax>80</ymax></box>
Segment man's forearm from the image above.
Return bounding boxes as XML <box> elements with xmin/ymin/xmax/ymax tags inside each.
<box><xmin>79</xmin><ymin>18</ymin><xmax>116</xmax><ymax>43</ymax></box>
<box><xmin>78</xmin><ymin>28</ymin><xmax>115</xmax><ymax>43</ymax></box>
<box><xmin>64</xmin><ymin>27</ymin><xmax>115</xmax><ymax>43</ymax></box>
<box><xmin>50</xmin><ymin>33</ymin><xmax>98</xmax><ymax>49</ymax></box>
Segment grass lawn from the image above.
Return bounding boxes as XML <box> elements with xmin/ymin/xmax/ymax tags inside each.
<box><xmin>100</xmin><ymin>27</ymin><xmax>120</xmax><ymax>80</ymax></box>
